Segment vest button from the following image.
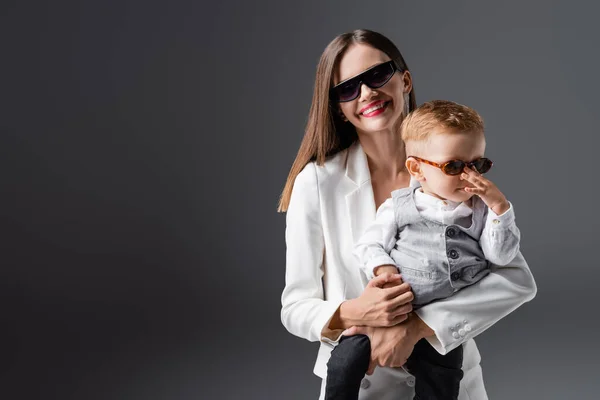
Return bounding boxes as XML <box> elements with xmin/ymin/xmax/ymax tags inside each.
<box><xmin>451</xmin><ymin>271</ymin><xmax>461</xmax><ymax>281</ymax></box>
<box><xmin>446</xmin><ymin>227</ymin><xmax>457</xmax><ymax>237</ymax></box>
<box><xmin>447</xmin><ymin>249</ymin><xmax>459</xmax><ymax>259</ymax></box>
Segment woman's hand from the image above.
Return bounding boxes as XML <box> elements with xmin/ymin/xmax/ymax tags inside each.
<box><xmin>342</xmin><ymin>313</ymin><xmax>432</xmax><ymax>375</ymax></box>
<box><xmin>341</xmin><ymin>273</ymin><xmax>414</xmax><ymax>328</ymax></box>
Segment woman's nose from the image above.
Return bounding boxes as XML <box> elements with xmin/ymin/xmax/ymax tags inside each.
<box><xmin>358</xmin><ymin>83</ymin><xmax>377</xmax><ymax>102</ymax></box>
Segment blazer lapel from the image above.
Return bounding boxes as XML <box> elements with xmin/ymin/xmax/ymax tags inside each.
<box><xmin>344</xmin><ymin>142</ymin><xmax>376</xmax><ymax>245</ymax></box>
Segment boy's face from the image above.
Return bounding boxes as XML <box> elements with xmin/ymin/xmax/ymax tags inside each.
<box><xmin>408</xmin><ymin>130</ymin><xmax>486</xmax><ymax>203</ymax></box>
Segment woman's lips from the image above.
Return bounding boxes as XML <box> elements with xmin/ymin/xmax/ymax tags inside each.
<box><xmin>360</xmin><ymin>101</ymin><xmax>389</xmax><ymax>118</ymax></box>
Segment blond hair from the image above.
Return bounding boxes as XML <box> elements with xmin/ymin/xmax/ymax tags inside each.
<box><xmin>401</xmin><ymin>100</ymin><xmax>484</xmax><ymax>155</ymax></box>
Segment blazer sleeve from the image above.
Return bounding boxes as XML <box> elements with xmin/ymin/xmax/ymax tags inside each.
<box><xmin>280</xmin><ymin>163</ymin><xmax>344</xmax><ymax>342</ymax></box>
<box><xmin>415</xmin><ymin>250</ymin><xmax>537</xmax><ymax>354</ymax></box>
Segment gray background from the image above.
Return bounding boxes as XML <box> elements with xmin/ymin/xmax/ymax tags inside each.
<box><xmin>1</xmin><ymin>0</ymin><xmax>599</xmax><ymax>399</ymax></box>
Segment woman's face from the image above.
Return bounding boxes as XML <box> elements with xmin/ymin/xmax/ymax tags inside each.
<box><xmin>333</xmin><ymin>44</ymin><xmax>411</xmax><ymax>136</ymax></box>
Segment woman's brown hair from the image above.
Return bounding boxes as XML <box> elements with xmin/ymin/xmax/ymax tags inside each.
<box><xmin>277</xmin><ymin>29</ymin><xmax>417</xmax><ymax>212</ymax></box>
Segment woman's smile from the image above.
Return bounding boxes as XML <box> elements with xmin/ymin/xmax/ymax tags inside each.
<box><xmin>360</xmin><ymin>100</ymin><xmax>390</xmax><ymax>117</ymax></box>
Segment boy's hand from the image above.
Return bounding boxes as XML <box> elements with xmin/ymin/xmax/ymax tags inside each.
<box><xmin>461</xmin><ymin>166</ymin><xmax>510</xmax><ymax>215</ymax></box>
<box><xmin>374</xmin><ymin>265</ymin><xmax>401</xmax><ymax>288</ymax></box>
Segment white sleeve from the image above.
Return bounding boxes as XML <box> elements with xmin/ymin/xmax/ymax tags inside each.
<box><xmin>353</xmin><ymin>197</ymin><xmax>399</xmax><ymax>280</ymax></box>
<box><xmin>480</xmin><ymin>202</ymin><xmax>521</xmax><ymax>266</ymax></box>
<box><xmin>416</xmin><ymin>250</ymin><xmax>537</xmax><ymax>354</ymax></box>
<box><xmin>280</xmin><ymin>163</ymin><xmax>343</xmax><ymax>342</ymax></box>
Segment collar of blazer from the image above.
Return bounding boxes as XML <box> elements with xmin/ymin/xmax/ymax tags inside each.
<box><xmin>343</xmin><ymin>142</ymin><xmax>422</xmax><ymax>244</ymax></box>
<box><xmin>345</xmin><ymin>141</ymin><xmax>371</xmax><ymax>186</ymax></box>
<box><xmin>344</xmin><ymin>142</ymin><xmax>377</xmax><ymax>245</ymax></box>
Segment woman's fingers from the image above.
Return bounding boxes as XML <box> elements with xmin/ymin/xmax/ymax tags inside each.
<box><xmin>341</xmin><ymin>326</ymin><xmax>357</xmax><ymax>336</ymax></box>
<box><xmin>366</xmin><ymin>360</ymin><xmax>376</xmax><ymax>376</ymax></box>
<box><xmin>386</xmin><ymin>291</ymin><xmax>415</xmax><ymax>311</ymax></box>
<box><xmin>368</xmin><ymin>272</ymin><xmax>402</xmax><ymax>288</ymax></box>
<box><xmin>391</xmin><ymin>302</ymin><xmax>413</xmax><ymax>317</ymax></box>
<box><xmin>383</xmin><ymin>282</ymin><xmax>413</xmax><ymax>300</ymax></box>
<box><xmin>342</xmin><ymin>325</ymin><xmax>368</xmax><ymax>337</ymax></box>
<box><xmin>382</xmin><ymin>281</ymin><xmax>410</xmax><ymax>297</ymax></box>
<box><xmin>387</xmin><ymin>312</ymin><xmax>409</xmax><ymax>326</ymax></box>
<box><xmin>382</xmin><ymin>304</ymin><xmax>412</xmax><ymax>326</ymax></box>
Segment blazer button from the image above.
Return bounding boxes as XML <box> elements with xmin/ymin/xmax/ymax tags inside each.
<box><xmin>451</xmin><ymin>271</ymin><xmax>461</xmax><ymax>281</ymax></box>
<box><xmin>447</xmin><ymin>249</ymin><xmax>459</xmax><ymax>259</ymax></box>
<box><xmin>446</xmin><ymin>227</ymin><xmax>457</xmax><ymax>237</ymax></box>
<box><xmin>452</xmin><ymin>332</ymin><xmax>460</xmax><ymax>339</ymax></box>
<box><xmin>361</xmin><ymin>378</ymin><xmax>371</xmax><ymax>389</ymax></box>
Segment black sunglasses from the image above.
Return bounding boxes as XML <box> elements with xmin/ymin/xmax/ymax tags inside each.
<box><xmin>331</xmin><ymin>61</ymin><xmax>400</xmax><ymax>102</ymax></box>
<box><xmin>410</xmin><ymin>156</ymin><xmax>494</xmax><ymax>176</ymax></box>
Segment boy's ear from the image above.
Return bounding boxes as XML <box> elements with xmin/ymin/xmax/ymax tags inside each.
<box><xmin>406</xmin><ymin>157</ymin><xmax>425</xmax><ymax>182</ymax></box>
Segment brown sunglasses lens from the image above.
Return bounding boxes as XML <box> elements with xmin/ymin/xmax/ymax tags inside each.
<box><xmin>442</xmin><ymin>158</ymin><xmax>493</xmax><ymax>175</ymax></box>
<box><xmin>443</xmin><ymin>161</ymin><xmax>465</xmax><ymax>175</ymax></box>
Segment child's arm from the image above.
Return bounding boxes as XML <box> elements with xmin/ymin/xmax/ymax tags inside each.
<box><xmin>461</xmin><ymin>167</ymin><xmax>520</xmax><ymax>265</ymax></box>
<box><xmin>480</xmin><ymin>203</ymin><xmax>521</xmax><ymax>265</ymax></box>
<box><xmin>353</xmin><ymin>197</ymin><xmax>400</xmax><ymax>280</ymax></box>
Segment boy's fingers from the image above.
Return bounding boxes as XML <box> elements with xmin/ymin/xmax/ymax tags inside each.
<box><xmin>462</xmin><ymin>172</ymin><xmax>486</xmax><ymax>189</ymax></box>
<box><xmin>464</xmin><ymin>187</ymin><xmax>484</xmax><ymax>195</ymax></box>
<box><xmin>466</xmin><ymin>165</ymin><xmax>481</xmax><ymax>176</ymax></box>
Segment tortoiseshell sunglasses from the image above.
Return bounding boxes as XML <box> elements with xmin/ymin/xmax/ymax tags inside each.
<box><xmin>409</xmin><ymin>156</ymin><xmax>493</xmax><ymax>176</ymax></box>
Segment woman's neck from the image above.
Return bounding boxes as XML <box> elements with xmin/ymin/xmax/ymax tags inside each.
<box><xmin>358</xmin><ymin>129</ymin><xmax>406</xmax><ymax>179</ymax></box>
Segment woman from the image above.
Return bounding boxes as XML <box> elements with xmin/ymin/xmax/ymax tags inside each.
<box><xmin>279</xmin><ymin>29</ymin><xmax>536</xmax><ymax>400</ymax></box>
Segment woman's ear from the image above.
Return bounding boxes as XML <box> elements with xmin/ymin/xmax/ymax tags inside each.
<box><xmin>406</xmin><ymin>157</ymin><xmax>425</xmax><ymax>182</ymax></box>
<box><xmin>401</xmin><ymin>71</ymin><xmax>413</xmax><ymax>94</ymax></box>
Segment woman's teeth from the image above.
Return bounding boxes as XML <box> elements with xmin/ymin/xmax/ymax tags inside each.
<box><xmin>362</xmin><ymin>102</ymin><xmax>386</xmax><ymax>115</ymax></box>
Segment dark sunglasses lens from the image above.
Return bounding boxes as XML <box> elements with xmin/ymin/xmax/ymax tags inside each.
<box><xmin>364</xmin><ymin>63</ymin><xmax>395</xmax><ymax>88</ymax></box>
<box><xmin>443</xmin><ymin>161</ymin><xmax>466</xmax><ymax>175</ymax></box>
<box><xmin>335</xmin><ymin>80</ymin><xmax>360</xmax><ymax>102</ymax></box>
<box><xmin>472</xmin><ymin>158</ymin><xmax>493</xmax><ymax>173</ymax></box>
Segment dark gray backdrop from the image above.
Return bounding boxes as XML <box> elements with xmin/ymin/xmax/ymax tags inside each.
<box><xmin>2</xmin><ymin>0</ymin><xmax>599</xmax><ymax>399</ymax></box>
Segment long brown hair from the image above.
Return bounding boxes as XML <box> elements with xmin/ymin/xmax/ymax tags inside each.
<box><xmin>277</xmin><ymin>29</ymin><xmax>417</xmax><ymax>212</ymax></box>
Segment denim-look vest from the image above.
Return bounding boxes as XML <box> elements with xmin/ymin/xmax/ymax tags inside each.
<box><xmin>390</xmin><ymin>187</ymin><xmax>491</xmax><ymax>308</ymax></box>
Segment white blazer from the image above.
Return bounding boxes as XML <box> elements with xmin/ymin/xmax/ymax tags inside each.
<box><xmin>281</xmin><ymin>141</ymin><xmax>537</xmax><ymax>400</ymax></box>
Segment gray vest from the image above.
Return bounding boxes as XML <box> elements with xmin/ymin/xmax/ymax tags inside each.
<box><xmin>390</xmin><ymin>187</ymin><xmax>491</xmax><ymax>308</ymax></box>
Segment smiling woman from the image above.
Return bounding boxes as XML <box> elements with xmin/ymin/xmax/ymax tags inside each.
<box><xmin>278</xmin><ymin>29</ymin><xmax>536</xmax><ymax>400</ymax></box>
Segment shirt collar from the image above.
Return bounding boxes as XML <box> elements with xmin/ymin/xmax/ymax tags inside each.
<box><xmin>414</xmin><ymin>188</ymin><xmax>464</xmax><ymax>210</ymax></box>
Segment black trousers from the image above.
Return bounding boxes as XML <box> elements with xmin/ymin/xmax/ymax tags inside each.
<box><xmin>325</xmin><ymin>335</ymin><xmax>463</xmax><ymax>400</ymax></box>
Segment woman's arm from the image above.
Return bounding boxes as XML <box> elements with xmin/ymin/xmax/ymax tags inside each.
<box><xmin>415</xmin><ymin>251</ymin><xmax>537</xmax><ymax>354</ymax></box>
<box><xmin>281</xmin><ymin>163</ymin><xmax>414</xmax><ymax>343</ymax></box>
<box><xmin>280</xmin><ymin>163</ymin><xmax>342</xmax><ymax>342</ymax></box>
